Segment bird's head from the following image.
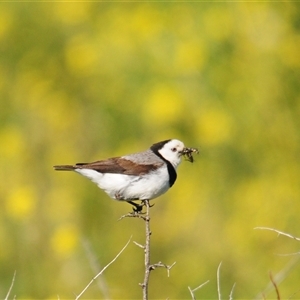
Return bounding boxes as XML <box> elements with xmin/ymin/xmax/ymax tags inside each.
<box><xmin>151</xmin><ymin>139</ymin><xmax>198</xmax><ymax>168</ymax></box>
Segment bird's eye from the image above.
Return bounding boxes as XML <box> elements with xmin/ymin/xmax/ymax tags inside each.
<box><xmin>171</xmin><ymin>147</ymin><xmax>177</xmax><ymax>152</ymax></box>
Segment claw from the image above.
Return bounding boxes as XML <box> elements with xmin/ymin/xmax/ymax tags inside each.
<box><xmin>128</xmin><ymin>200</ymin><xmax>154</xmax><ymax>213</ymax></box>
<box><xmin>147</xmin><ymin>202</ymin><xmax>155</xmax><ymax>208</ymax></box>
<box><xmin>128</xmin><ymin>201</ymin><xmax>144</xmax><ymax>213</ymax></box>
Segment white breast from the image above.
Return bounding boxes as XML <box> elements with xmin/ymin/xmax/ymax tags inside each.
<box><xmin>75</xmin><ymin>165</ymin><xmax>170</xmax><ymax>201</ymax></box>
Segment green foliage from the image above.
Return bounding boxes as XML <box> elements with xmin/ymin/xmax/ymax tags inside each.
<box><xmin>1</xmin><ymin>2</ymin><xmax>300</xmax><ymax>299</ymax></box>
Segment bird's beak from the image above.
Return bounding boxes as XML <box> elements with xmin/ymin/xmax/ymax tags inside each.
<box><xmin>180</xmin><ymin>147</ymin><xmax>199</xmax><ymax>163</ymax></box>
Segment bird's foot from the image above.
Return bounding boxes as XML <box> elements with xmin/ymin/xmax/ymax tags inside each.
<box><xmin>128</xmin><ymin>200</ymin><xmax>155</xmax><ymax>213</ymax></box>
<box><xmin>128</xmin><ymin>201</ymin><xmax>145</xmax><ymax>213</ymax></box>
<box><xmin>142</xmin><ymin>200</ymin><xmax>155</xmax><ymax>209</ymax></box>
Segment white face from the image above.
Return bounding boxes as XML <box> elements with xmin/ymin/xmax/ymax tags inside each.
<box><xmin>158</xmin><ymin>139</ymin><xmax>185</xmax><ymax>168</ymax></box>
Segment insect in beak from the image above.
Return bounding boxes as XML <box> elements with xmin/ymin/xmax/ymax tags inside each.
<box><xmin>180</xmin><ymin>147</ymin><xmax>199</xmax><ymax>163</ymax></box>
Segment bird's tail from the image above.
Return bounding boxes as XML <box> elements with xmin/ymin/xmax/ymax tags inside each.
<box><xmin>53</xmin><ymin>165</ymin><xmax>76</xmax><ymax>171</ymax></box>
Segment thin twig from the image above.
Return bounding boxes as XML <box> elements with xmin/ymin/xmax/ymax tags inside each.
<box><xmin>141</xmin><ymin>199</ymin><xmax>151</xmax><ymax>300</ymax></box>
<box><xmin>254</xmin><ymin>256</ymin><xmax>299</xmax><ymax>299</ymax></box>
<box><xmin>188</xmin><ymin>280</ymin><xmax>210</xmax><ymax>300</ymax></box>
<box><xmin>254</xmin><ymin>227</ymin><xmax>300</xmax><ymax>242</ymax></box>
<box><xmin>4</xmin><ymin>270</ymin><xmax>16</xmax><ymax>300</ymax></box>
<box><xmin>120</xmin><ymin>200</ymin><xmax>152</xmax><ymax>299</ymax></box>
<box><xmin>120</xmin><ymin>200</ymin><xmax>175</xmax><ymax>300</ymax></box>
<box><xmin>229</xmin><ymin>282</ymin><xmax>236</xmax><ymax>300</ymax></box>
<box><xmin>217</xmin><ymin>262</ymin><xmax>222</xmax><ymax>300</ymax></box>
<box><xmin>75</xmin><ymin>237</ymin><xmax>132</xmax><ymax>300</ymax></box>
<box><xmin>133</xmin><ymin>240</ymin><xmax>145</xmax><ymax>249</ymax></box>
<box><xmin>254</xmin><ymin>226</ymin><xmax>300</xmax><ymax>299</ymax></box>
<box><xmin>121</xmin><ymin>200</ymin><xmax>164</xmax><ymax>299</ymax></box>
<box><xmin>118</xmin><ymin>201</ymin><xmax>152</xmax><ymax>299</ymax></box>
<box><xmin>269</xmin><ymin>272</ymin><xmax>280</xmax><ymax>300</ymax></box>
<box><xmin>82</xmin><ymin>238</ymin><xmax>110</xmax><ymax>299</ymax></box>
<box><xmin>255</xmin><ymin>226</ymin><xmax>300</xmax><ymax>255</ymax></box>
<box><xmin>150</xmin><ymin>261</ymin><xmax>176</xmax><ymax>277</ymax></box>
<box><xmin>118</xmin><ymin>210</ymin><xmax>147</xmax><ymax>221</ymax></box>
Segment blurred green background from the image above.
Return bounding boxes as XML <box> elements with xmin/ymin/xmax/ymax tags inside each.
<box><xmin>1</xmin><ymin>2</ymin><xmax>300</xmax><ymax>299</ymax></box>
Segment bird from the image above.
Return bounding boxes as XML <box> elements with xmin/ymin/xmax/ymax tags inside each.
<box><xmin>54</xmin><ymin>139</ymin><xmax>198</xmax><ymax>211</ymax></box>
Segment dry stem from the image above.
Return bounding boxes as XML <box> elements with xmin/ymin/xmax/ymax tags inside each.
<box><xmin>229</xmin><ymin>282</ymin><xmax>236</xmax><ymax>300</ymax></box>
<box><xmin>120</xmin><ymin>200</ymin><xmax>175</xmax><ymax>300</ymax></box>
<box><xmin>75</xmin><ymin>237</ymin><xmax>131</xmax><ymax>300</ymax></box>
<box><xmin>269</xmin><ymin>272</ymin><xmax>280</xmax><ymax>300</ymax></box>
<box><xmin>254</xmin><ymin>227</ymin><xmax>300</xmax><ymax>299</ymax></box>
<box><xmin>254</xmin><ymin>227</ymin><xmax>300</xmax><ymax>242</ymax></box>
<box><xmin>217</xmin><ymin>262</ymin><xmax>222</xmax><ymax>300</ymax></box>
<box><xmin>141</xmin><ymin>199</ymin><xmax>151</xmax><ymax>299</ymax></box>
<box><xmin>4</xmin><ymin>270</ymin><xmax>16</xmax><ymax>300</ymax></box>
<box><xmin>82</xmin><ymin>238</ymin><xmax>110</xmax><ymax>299</ymax></box>
<box><xmin>188</xmin><ymin>280</ymin><xmax>210</xmax><ymax>300</ymax></box>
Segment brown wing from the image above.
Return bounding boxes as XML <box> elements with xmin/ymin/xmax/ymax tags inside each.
<box><xmin>75</xmin><ymin>157</ymin><xmax>163</xmax><ymax>176</ymax></box>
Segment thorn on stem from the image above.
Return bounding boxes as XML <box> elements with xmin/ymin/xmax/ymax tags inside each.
<box><xmin>149</xmin><ymin>261</ymin><xmax>176</xmax><ymax>277</ymax></box>
<box><xmin>133</xmin><ymin>241</ymin><xmax>145</xmax><ymax>249</ymax></box>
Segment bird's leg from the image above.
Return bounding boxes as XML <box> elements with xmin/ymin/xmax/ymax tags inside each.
<box><xmin>142</xmin><ymin>200</ymin><xmax>155</xmax><ymax>208</ymax></box>
<box><xmin>128</xmin><ymin>200</ymin><xmax>155</xmax><ymax>213</ymax></box>
<box><xmin>128</xmin><ymin>201</ymin><xmax>145</xmax><ymax>213</ymax></box>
